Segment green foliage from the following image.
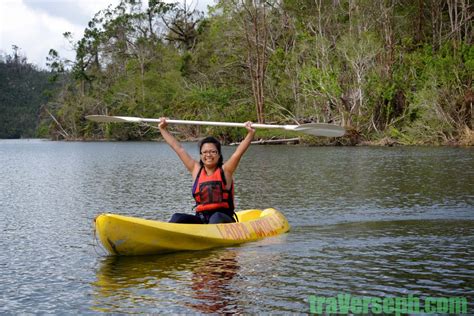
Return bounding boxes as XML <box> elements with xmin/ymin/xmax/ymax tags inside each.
<box><xmin>0</xmin><ymin>56</ymin><xmax>57</xmax><ymax>138</ymax></box>
<box><xmin>24</xmin><ymin>0</ymin><xmax>473</xmax><ymax>145</ymax></box>
<box><xmin>462</xmin><ymin>43</ymin><xmax>474</xmax><ymax>73</ymax></box>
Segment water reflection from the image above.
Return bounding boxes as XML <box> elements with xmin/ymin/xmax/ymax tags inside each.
<box><xmin>186</xmin><ymin>251</ymin><xmax>241</xmax><ymax>314</ymax></box>
<box><xmin>92</xmin><ymin>250</ymin><xmax>241</xmax><ymax>314</ymax></box>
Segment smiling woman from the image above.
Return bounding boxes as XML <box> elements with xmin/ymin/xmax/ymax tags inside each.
<box><xmin>158</xmin><ymin>117</ymin><xmax>256</xmax><ymax>224</ymax></box>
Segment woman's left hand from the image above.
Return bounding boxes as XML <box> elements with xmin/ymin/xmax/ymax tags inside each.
<box><xmin>244</xmin><ymin>121</ymin><xmax>255</xmax><ymax>134</ymax></box>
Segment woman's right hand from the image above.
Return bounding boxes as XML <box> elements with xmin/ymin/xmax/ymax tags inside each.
<box><xmin>158</xmin><ymin>117</ymin><xmax>168</xmax><ymax>130</ymax></box>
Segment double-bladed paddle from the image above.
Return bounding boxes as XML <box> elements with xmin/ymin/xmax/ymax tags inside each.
<box><xmin>85</xmin><ymin>115</ymin><xmax>346</xmax><ymax>137</ymax></box>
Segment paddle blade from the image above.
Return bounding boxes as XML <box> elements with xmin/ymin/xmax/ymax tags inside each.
<box><xmin>86</xmin><ymin>115</ymin><xmax>143</xmax><ymax>123</ymax></box>
<box><xmin>291</xmin><ymin>123</ymin><xmax>346</xmax><ymax>137</ymax></box>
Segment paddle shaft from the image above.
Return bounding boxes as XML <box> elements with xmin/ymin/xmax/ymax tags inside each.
<box><xmin>136</xmin><ymin>118</ymin><xmax>286</xmax><ymax>130</ymax></box>
<box><xmin>85</xmin><ymin>115</ymin><xmax>346</xmax><ymax>137</ymax></box>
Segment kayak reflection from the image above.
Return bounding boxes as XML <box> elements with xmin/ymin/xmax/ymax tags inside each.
<box><xmin>92</xmin><ymin>249</ymin><xmax>242</xmax><ymax>313</ymax></box>
<box><xmin>185</xmin><ymin>250</ymin><xmax>240</xmax><ymax>313</ymax></box>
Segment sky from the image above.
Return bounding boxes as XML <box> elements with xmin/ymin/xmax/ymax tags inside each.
<box><xmin>0</xmin><ymin>0</ymin><xmax>212</xmax><ymax>69</ymax></box>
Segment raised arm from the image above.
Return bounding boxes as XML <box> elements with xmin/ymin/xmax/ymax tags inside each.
<box><xmin>223</xmin><ymin>121</ymin><xmax>256</xmax><ymax>176</ymax></box>
<box><xmin>158</xmin><ymin>118</ymin><xmax>198</xmax><ymax>174</ymax></box>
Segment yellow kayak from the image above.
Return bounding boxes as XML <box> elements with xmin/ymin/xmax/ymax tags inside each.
<box><xmin>94</xmin><ymin>208</ymin><xmax>290</xmax><ymax>256</ymax></box>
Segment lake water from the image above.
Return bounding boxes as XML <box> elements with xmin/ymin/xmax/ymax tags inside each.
<box><xmin>1</xmin><ymin>139</ymin><xmax>473</xmax><ymax>313</ymax></box>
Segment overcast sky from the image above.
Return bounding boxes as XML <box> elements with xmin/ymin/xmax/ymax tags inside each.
<box><xmin>0</xmin><ymin>0</ymin><xmax>212</xmax><ymax>69</ymax></box>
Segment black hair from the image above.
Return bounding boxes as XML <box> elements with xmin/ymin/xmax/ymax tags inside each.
<box><xmin>199</xmin><ymin>136</ymin><xmax>223</xmax><ymax>167</ymax></box>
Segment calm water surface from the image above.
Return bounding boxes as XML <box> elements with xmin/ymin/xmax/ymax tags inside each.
<box><xmin>0</xmin><ymin>140</ymin><xmax>473</xmax><ymax>313</ymax></box>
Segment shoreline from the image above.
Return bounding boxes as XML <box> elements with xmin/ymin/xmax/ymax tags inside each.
<box><xmin>3</xmin><ymin>136</ymin><xmax>473</xmax><ymax>147</ymax></box>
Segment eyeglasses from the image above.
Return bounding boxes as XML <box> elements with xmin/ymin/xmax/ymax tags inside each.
<box><xmin>201</xmin><ymin>150</ymin><xmax>218</xmax><ymax>156</ymax></box>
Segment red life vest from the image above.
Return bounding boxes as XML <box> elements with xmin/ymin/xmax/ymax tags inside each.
<box><xmin>192</xmin><ymin>166</ymin><xmax>235</xmax><ymax>213</ymax></box>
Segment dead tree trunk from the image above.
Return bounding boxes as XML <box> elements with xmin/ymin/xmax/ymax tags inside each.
<box><xmin>242</xmin><ymin>0</ymin><xmax>268</xmax><ymax>123</ymax></box>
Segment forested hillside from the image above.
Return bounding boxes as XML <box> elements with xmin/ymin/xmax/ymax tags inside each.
<box><xmin>41</xmin><ymin>0</ymin><xmax>473</xmax><ymax>144</ymax></box>
<box><xmin>0</xmin><ymin>49</ymin><xmax>56</xmax><ymax>138</ymax></box>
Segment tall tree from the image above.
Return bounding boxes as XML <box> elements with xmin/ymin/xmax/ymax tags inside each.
<box><xmin>240</xmin><ymin>0</ymin><xmax>270</xmax><ymax>123</ymax></box>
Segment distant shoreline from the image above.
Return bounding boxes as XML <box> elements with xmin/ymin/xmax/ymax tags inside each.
<box><xmin>2</xmin><ymin>137</ymin><xmax>472</xmax><ymax>147</ymax></box>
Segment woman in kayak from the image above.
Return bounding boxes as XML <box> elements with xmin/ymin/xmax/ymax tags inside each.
<box><xmin>158</xmin><ymin>118</ymin><xmax>256</xmax><ymax>224</ymax></box>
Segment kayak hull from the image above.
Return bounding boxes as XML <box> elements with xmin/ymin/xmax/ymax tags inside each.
<box><xmin>94</xmin><ymin>208</ymin><xmax>290</xmax><ymax>256</ymax></box>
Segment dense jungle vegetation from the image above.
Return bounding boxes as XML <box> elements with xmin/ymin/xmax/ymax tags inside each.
<box><xmin>3</xmin><ymin>0</ymin><xmax>474</xmax><ymax>145</ymax></box>
<box><xmin>0</xmin><ymin>47</ymin><xmax>57</xmax><ymax>138</ymax></box>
